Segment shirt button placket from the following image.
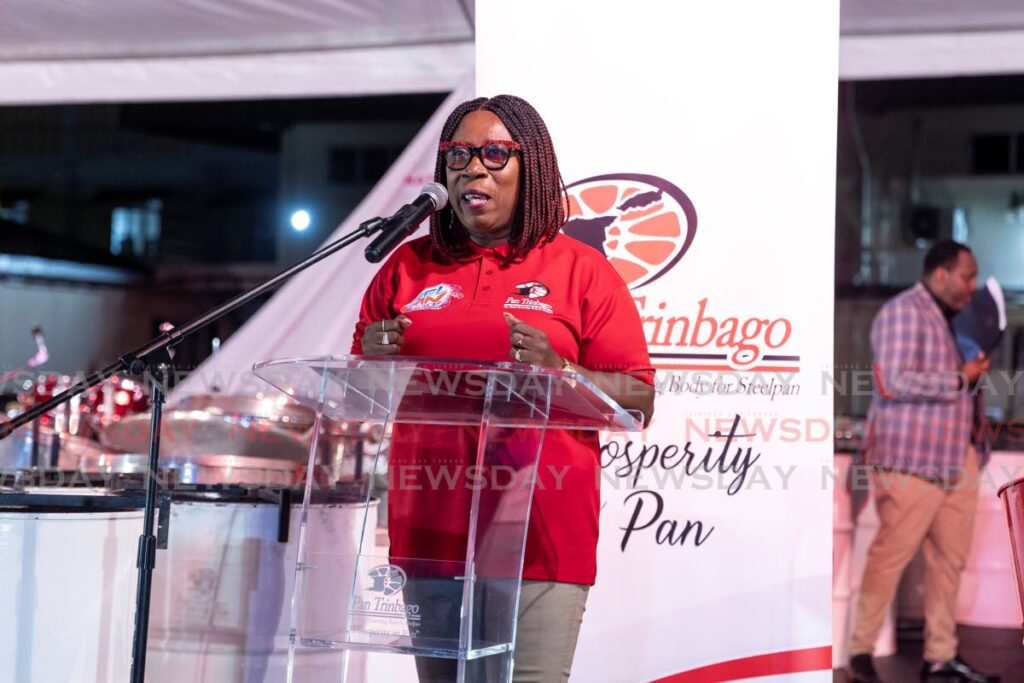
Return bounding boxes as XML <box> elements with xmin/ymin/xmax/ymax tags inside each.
<box><xmin>475</xmin><ymin>255</ymin><xmax>498</xmax><ymax>305</ymax></box>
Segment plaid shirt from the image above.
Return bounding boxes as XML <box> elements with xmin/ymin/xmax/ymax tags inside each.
<box><xmin>864</xmin><ymin>283</ymin><xmax>990</xmax><ymax>483</ymax></box>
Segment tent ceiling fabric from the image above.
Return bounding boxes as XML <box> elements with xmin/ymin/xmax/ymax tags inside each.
<box><xmin>0</xmin><ymin>44</ymin><xmax>474</xmax><ymax>104</ymax></box>
<box><xmin>0</xmin><ymin>0</ymin><xmax>474</xmax><ymax>60</ymax></box>
<box><xmin>841</xmin><ymin>0</ymin><xmax>1024</xmax><ymax>35</ymax></box>
<box><xmin>0</xmin><ymin>0</ymin><xmax>474</xmax><ymax>103</ymax></box>
<box><xmin>0</xmin><ymin>1</ymin><xmax>1022</xmax><ymax>102</ymax></box>
<box><xmin>838</xmin><ymin>0</ymin><xmax>1024</xmax><ymax>79</ymax></box>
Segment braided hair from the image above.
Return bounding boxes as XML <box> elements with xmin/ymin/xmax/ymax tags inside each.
<box><xmin>429</xmin><ymin>95</ymin><xmax>567</xmax><ymax>263</ymax></box>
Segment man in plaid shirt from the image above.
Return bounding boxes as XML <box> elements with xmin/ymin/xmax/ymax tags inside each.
<box><xmin>848</xmin><ymin>242</ymin><xmax>996</xmax><ymax>683</ymax></box>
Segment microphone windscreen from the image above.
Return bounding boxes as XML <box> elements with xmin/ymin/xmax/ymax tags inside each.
<box><xmin>421</xmin><ymin>182</ymin><xmax>449</xmax><ymax>210</ymax></box>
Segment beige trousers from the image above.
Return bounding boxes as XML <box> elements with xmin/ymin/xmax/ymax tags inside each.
<box><xmin>412</xmin><ymin>579</ymin><xmax>589</xmax><ymax>682</ymax></box>
<box><xmin>850</xmin><ymin>447</ymin><xmax>980</xmax><ymax>663</ymax></box>
<box><xmin>511</xmin><ymin>580</ymin><xmax>589</xmax><ymax>683</ymax></box>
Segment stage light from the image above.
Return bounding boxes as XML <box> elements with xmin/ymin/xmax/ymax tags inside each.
<box><xmin>290</xmin><ymin>209</ymin><xmax>311</xmax><ymax>232</ymax></box>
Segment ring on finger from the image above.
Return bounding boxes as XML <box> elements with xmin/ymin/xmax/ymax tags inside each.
<box><xmin>515</xmin><ymin>348</ymin><xmax>523</xmax><ymax>362</ymax></box>
<box><xmin>514</xmin><ymin>336</ymin><xmax>525</xmax><ymax>349</ymax></box>
<box><xmin>380</xmin><ymin>330</ymin><xmax>390</xmax><ymax>345</ymax></box>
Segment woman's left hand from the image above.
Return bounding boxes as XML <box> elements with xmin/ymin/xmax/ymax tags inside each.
<box><xmin>504</xmin><ymin>313</ymin><xmax>562</xmax><ymax>368</ymax></box>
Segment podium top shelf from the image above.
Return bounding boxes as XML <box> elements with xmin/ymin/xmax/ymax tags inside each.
<box><xmin>252</xmin><ymin>355</ymin><xmax>643</xmax><ymax>432</ymax></box>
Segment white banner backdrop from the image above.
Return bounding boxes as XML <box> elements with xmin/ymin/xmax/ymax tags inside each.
<box><xmin>478</xmin><ymin>2</ymin><xmax>837</xmax><ymax>681</ymax></box>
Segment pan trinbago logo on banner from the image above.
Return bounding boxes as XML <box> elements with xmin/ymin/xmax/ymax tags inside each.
<box><xmin>564</xmin><ymin>174</ymin><xmax>799</xmax><ymax>373</ymax></box>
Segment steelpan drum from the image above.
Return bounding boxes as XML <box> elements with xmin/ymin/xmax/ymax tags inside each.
<box><xmin>175</xmin><ymin>394</ymin><xmax>316</xmax><ymax>432</ymax></box>
<box><xmin>0</xmin><ymin>421</ymin><xmax>111</xmax><ymax>471</ymax></box>
<box><xmin>99</xmin><ymin>410</ymin><xmax>310</xmax><ymax>462</ymax></box>
<box><xmin>74</xmin><ymin>451</ymin><xmax>300</xmax><ymax>488</ymax></box>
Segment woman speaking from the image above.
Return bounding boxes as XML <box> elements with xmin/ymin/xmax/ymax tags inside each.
<box><xmin>352</xmin><ymin>94</ymin><xmax>654</xmax><ymax>682</ymax></box>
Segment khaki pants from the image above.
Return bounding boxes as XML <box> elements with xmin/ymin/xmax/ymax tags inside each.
<box><xmin>511</xmin><ymin>581</ymin><xmax>589</xmax><ymax>683</ymax></box>
<box><xmin>850</xmin><ymin>447</ymin><xmax>980</xmax><ymax>663</ymax></box>
<box><xmin>411</xmin><ymin>579</ymin><xmax>589</xmax><ymax>682</ymax></box>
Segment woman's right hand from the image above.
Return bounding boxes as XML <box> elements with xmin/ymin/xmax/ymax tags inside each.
<box><xmin>361</xmin><ymin>314</ymin><xmax>412</xmax><ymax>355</ymax></box>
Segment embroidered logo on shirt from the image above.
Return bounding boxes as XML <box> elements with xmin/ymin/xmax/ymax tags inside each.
<box><xmin>401</xmin><ymin>283</ymin><xmax>464</xmax><ymax>312</ymax></box>
<box><xmin>513</xmin><ymin>281</ymin><xmax>550</xmax><ymax>299</ymax></box>
<box><xmin>505</xmin><ymin>282</ymin><xmax>553</xmax><ymax>314</ymax></box>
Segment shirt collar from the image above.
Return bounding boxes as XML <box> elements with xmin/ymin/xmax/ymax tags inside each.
<box><xmin>461</xmin><ymin>239</ymin><xmax>514</xmax><ymax>261</ymax></box>
<box><xmin>923</xmin><ymin>281</ymin><xmax>957</xmax><ymax>321</ymax></box>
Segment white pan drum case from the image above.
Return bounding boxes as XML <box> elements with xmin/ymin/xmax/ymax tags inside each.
<box><xmin>145</xmin><ymin>486</ymin><xmax>375</xmax><ymax>683</ymax></box>
<box><xmin>0</xmin><ymin>483</ymin><xmax>144</xmax><ymax>683</ymax></box>
<box><xmin>0</xmin><ymin>479</ymin><xmax>373</xmax><ymax>683</ymax></box>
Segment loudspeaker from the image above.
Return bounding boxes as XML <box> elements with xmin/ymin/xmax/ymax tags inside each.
<box><xmin>905</xmin><ymin>205</ymin><xmax>952</xmax><ymax>244</ymax></box>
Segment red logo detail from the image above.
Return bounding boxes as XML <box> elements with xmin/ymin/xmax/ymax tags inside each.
<box><xmin>401</xmin><ymin>283</ymin><xmax>464</xmax><ymax>313</ymax></box>
<box><xmin>514</xmin><ymin>281</ymin><xmax>549</xmax><ymax>299</ymax></box>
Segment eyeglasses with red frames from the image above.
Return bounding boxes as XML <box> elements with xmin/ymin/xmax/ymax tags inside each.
<box><xmin>439</xmin><ymin>140</ymin><xmax>522</xmax><ymax>171</ymax></box>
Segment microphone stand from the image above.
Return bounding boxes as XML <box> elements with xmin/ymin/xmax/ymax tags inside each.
<box><xmin>0</xmin><ymin>215</ymin><xmax>387</xmax><ymax>683</ymax></box>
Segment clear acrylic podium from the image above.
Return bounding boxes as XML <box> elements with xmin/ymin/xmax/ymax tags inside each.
<box><xmin>252</xmin><ymin>356</ymin><xmax>643</xmax><ymax>682</ymax></box>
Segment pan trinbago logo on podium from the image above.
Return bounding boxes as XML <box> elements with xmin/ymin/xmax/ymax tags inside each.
<box><xmin>564</xmin><ymin>173</ymin><xmax>801</xmax><ymax>373</ymax></box>
<box><xmin>350</xmin><ymin>564</ymin><xmax>421</xmax><ymax>636</ymax></box>
<box><xmin>401</xmin><ymin>283</ymin><xmax>464</xmax><ymax>313</ymax></box>
<box><xmin>367</xmin><ymin>564</ymin><xmax>407</xmax><ymax>596</ymax></box>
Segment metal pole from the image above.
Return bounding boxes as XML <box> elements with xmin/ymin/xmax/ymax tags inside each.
<box><xmin>129</xmin><ymin>366</ymin><xmax>166</xmax><ymax>683</ymax></box>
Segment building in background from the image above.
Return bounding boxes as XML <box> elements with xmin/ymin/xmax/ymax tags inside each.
<box><xmin>0</xmin><ymin>95</ymin><xmax>443</xmax><ymax>376</ymax></box>
<box><xmin>835</xmin><ymin>76</ymin><xmax>1024</xmax><ymax>424</ymax></box>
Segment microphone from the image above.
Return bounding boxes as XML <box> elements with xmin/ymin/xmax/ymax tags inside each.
<box><xmin>365</xmin><ymin>183</ymin><xmax>448</xmax><ymax>263</ymax></box>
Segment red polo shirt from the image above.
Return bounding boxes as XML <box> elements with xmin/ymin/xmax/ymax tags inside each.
<box><xmin>351</xmin><ymin>233</ymin><xmax>653</xmax><ymax>585</ymax></box>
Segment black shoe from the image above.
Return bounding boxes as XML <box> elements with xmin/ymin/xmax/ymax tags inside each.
<box><xmin>919</xmin><ymin>655</ymin><xmax>1000</xmax><ymax>682</ymax></box>
<box><xmin>849</xmin><ymin>653</ymin><xmax>884</xmax><ymax>683</ymax></box>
